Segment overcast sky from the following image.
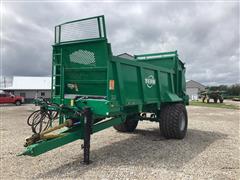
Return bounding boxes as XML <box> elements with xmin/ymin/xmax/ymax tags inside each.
<box><xmin>1</xmin><ymin>1</ymin><xmax>239</xmax><ymax>85</ymax></box>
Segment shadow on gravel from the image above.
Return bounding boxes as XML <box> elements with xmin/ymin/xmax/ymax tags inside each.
<box><xmin>37</xmin><ymin>128</ymin><xmax>227</xmax><ymax>178</ymax></box>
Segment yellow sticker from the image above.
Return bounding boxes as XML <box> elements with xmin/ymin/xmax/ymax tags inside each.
<box><xmin>70</xmin><ymin>99</ymin><xmax>74</xmax><ymax>106</ymax></box>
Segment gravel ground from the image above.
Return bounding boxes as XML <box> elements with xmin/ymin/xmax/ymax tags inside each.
<box><xmin>224</xmin><ymin>100</ymin><xmax>240</xmax><ymax>108</ymax></box>
<box><xmin>0</xmin><ymin>104</ymin><xmax>239</xmax><ymax>179</ymax></box>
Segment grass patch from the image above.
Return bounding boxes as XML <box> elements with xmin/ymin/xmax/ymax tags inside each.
<box><xmin>189</xmin><ymin>101</ymin><xmax>239</xmax><ymax>110</ymax></box>
<box><xmin>224</xmin><ymin>95</ymin><xmax>240</xmax><ymax>100</ymax></box>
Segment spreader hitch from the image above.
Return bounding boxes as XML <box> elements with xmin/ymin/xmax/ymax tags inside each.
<box><xmin>24</xmin><ymin>120</ymin><xmax>73</xmax><ymax>147</ymax></box>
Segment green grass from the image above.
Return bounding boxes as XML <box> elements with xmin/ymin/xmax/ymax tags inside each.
<box><xmin>189</xmin><ymin>101</ymin><xmax>239</xmax><ymax>110</ymax></box>
<box><xmin>224</xmin><ymin>95</ymin><xmax>240</xmax><ymax>100</ymax></box>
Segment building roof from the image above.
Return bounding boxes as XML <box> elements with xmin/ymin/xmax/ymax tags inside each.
<box><xmin>186</xmin><ymin>80</ymin><xmax>206</xmax><ymax>90</ymax></box>
<box><xmin>117</xmin><ymin>53</ymin><xmax>135</xmax><ymax>60</ymax></box>
<box><xmin>2</xmin><ymin>76</ymin><xmax>51</xmax><ymax>90</ymax></box>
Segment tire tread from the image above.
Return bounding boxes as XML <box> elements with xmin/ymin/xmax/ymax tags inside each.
<box><xmin>160</xmin><ymin>103</ymin><xmax>187</xmax><ymax>139</ymax></box>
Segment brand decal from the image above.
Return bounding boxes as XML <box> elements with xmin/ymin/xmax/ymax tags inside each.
<box><xmin>145</xmin><ymin>75</ymin><xmax>156</xmax><ymax>88</ymax></box>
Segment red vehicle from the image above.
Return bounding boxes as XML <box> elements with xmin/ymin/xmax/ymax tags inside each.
<box><xmin>0</xmin><ymin>91</ymin><xmax>24</xmax><ymax>105</ymax></box>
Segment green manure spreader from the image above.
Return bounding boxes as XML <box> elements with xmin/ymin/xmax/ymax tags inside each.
<box><xmin>20</xmin><ymin>16</ymin><xmax>189</xmax><ymax>164</ymax></box>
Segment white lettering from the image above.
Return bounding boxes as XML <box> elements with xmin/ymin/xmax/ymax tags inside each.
<box><xmin>145</xmin><ymin>75</ymin><xmax>156</xmax><ymax>88</ymax></box>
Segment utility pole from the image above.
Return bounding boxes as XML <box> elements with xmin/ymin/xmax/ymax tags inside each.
<box><xmin>3</xmin><ymin>76</ymin><xmax>6</xmax><ymax>88</ymax></box>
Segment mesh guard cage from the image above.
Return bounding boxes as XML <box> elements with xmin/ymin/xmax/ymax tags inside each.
<box><xmin>55</xmin><ymin>16</ymin><xmax>106</xmax><ymax>44</ymax></box>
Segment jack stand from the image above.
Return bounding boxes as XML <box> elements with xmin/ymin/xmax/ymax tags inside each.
<box><xmin>83</xmin><ymin>107</ymin><xmax>92</xmax><ymax>165</ymax></box>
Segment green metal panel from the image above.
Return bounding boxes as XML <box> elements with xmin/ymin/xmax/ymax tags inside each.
<box><xmin>50</xmin><ymin>15</ymin><xmax>188</xmax><ymax>122</ymax></box>
<box><xmin>120</xmin><ymin>64</ymin><xmax>142</xmax><ymax>104</ymax></box>
<box><xmin>142</xmin><ymin>68</ymin><xmax>159</xmax><ymax>102</ymax></box>
<box><xmin>51</xmin><ymin>19</ymin><xmax>188</xmax><ymax>112</ymax></box>
<box><xmin>109</xmin><ymin>55</ymin><xmax>186</xmax><ymax>109</ymax></box>
<box><xmin>20</xmin><ymin>15</ymin><xmax>189</xmax><ymax>157</ymax></box>
<box><xmin>75</xmin><ymin>99</ymin><xmax>120</xmax><ymax>116</ymax></box>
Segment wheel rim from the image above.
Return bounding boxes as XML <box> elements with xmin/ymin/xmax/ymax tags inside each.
<box><xmin>179</xmin><ymin>113</ymin><xmax>186</xmax><ymax>131</ymax></box>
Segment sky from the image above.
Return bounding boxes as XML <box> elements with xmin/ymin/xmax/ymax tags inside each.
<box><xmin>1</xmin><ymin>1</ymin><xmax>239</xmax><ymax>86</ymax></box>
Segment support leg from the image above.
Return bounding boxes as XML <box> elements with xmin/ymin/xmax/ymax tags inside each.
<box><xmin>83</xmin><ymin>107</ymin><xmax>92</xmax><ymax>164</ymax></box>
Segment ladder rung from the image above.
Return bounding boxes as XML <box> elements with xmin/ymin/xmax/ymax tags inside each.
<box><xmin>53</xmin><ymin>53</ymin><xmax>62</xmax><ymax>56</ymax></box>
<box><xmin>55</xmin><ymin>85</ymin><xmax>60</xmax><ymax>87</ymax></box>
<box><xmin>54</xmin><ymin>64</ymin><xmax>61</xmax><ymax>66</ymax></box>
<box><xmin>53</xmin><ymin>74</ymin><xmax>61</xmax><ymax>76</ymax></box>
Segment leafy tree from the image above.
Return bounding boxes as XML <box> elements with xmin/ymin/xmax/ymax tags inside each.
<box><xmin>208</xmin><ymin>84</ymin><xmax>240</xmax><ymax>96</ymax></box>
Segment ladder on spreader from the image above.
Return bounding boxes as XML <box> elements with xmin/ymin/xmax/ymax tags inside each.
<box><xmin>52</xmin><ymin>48</ymin><xmax>64</xmax><ymax>104</ymax></box>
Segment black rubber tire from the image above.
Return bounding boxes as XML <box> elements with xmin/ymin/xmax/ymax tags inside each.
<box><xmin>219</xmin><ymin>99</ymin><xmax>223</xmax><ymax>103</ymax></box>
<box><xmin>15</xmin><ymin>100</ymin><xmax>21</xmax><ymax>106</ymax></box>
<box><xmin>214</xmin><ymin>98</ymin><xmax>218</xmax><ymax>103</ymax></box>
<box><xmin>159</xmin><ymin>103</ymin><xmax>188</xmax><ymax>139</ymax></box>
<box><xmin>113</xmin><ymin>114</ymin><xmax>138</xmax><ymax>132</ymax></box>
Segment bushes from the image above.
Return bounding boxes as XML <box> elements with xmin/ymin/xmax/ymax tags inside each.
<box><xmin>207</xmin><ymin>84</ymin><xmax>240</xmax><ymax>97</ymax></box>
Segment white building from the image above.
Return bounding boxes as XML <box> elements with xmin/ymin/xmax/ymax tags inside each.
<box><xmin>2</xmin><ymin>76</ymin><xmax>51</xmax><ymax>103</ymax></box>
<box><xmin>186</xmin><ymin>80</ymin><xmax>206</xmax><ymax>100</ymax></box>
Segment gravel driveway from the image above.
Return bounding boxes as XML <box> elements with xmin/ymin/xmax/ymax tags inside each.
<box><xmin>0</xmin><ymin>104</ymin><xmax>239</xmax><ymax>179</ymax></box>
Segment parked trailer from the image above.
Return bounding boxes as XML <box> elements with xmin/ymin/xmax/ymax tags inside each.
<box><xmin>20</xmin><ymin>16</ymin><xmax>189</xmax><ymax>164</ymax></box>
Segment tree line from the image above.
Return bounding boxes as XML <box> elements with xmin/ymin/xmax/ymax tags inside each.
<box><xmin>207</xmin><ymin>84</ymin><xmax>240</xmax><ymax>96</ymax></box>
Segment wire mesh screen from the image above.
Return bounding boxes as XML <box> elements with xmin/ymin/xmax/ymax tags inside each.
<box><xmin>55</xmin><ymin>16</ymin><xmax>105</xmax><ymax>43</ymax></box>
<box><xmin>69</xmin><ymin>49</ymin><xmax>96</xmax><ymax>65</ymax></box>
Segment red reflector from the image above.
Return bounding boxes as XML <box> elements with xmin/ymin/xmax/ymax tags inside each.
<box><xmin>109</xmin><ymin>80</ymin><xmax>115</xmax><ymax>90</ymax></box>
